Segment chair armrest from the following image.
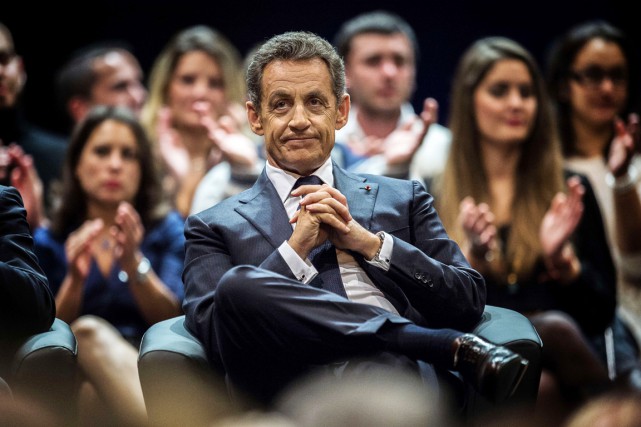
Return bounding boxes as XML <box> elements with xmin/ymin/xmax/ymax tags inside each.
<box><xmin>138</xmin><ymin>315</ymin><xmax>234</xmax><ymax>427</ymax></box>
<box><xmin>10</xmin><ymin>318</ymin><xmax>78</xmax><ymax>424</ymax></box>
<box><xmin>139</xmin><ymin>315</ymin><xmax>208</xmax><ymax>365</ymax></box>
<box><xmin>464</xmin><ymin>305</ymin><xmax>543</xmax><ymax>416</ymax></box>
<box><xmin>12</xmin><ymin>318</ymin><xmax>77</xmax><ymax>369</ymax></box>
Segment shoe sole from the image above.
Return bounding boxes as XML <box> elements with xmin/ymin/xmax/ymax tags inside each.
<box><xmin>482</xmin><ymin>355</ymin><xmax>529</xmax><ymax>403</ymax></box>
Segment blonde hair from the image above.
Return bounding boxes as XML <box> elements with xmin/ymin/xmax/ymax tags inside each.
<box><xmin>140</xmin><ymin>25</ymin><xmax>245</xmax><ymax>141</ymax></box>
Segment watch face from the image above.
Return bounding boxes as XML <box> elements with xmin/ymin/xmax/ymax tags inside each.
<box><xmin>138</xmin><ymin>257</ymin><xmax>151</xmax><ymax>275</ymax></box>
<box><xmin>136</xmin><ymin>257</ymin><xmax>151</xmax><ymax>282</ymax></box>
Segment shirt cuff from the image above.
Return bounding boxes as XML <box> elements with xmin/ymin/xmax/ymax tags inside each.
<box><xmin>365</xmin><ymin>231</ymin><xmax>392</xmax><ymax>271</ymax></box>
<box><xmin>278</xmin><ymin>241</ymin><xmax>318</xmax><ymax>283</ymax></box>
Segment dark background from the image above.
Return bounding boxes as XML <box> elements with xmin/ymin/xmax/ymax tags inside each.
<box><xmin>4</xmin><ymin>0</ymin><xmax>639</xmax><ymax>136</ymax></box>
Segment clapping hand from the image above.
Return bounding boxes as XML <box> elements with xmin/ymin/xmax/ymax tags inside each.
<box><xmin>65</xmin><ymin>219</ymin><xmax>104</xmax><ymax>282</ymax></box>
<box><xmin>539</xmin><ymin>176</ymin><xmax>584</xmax><ymax>281</ymax></box>
<box><xmin>1</xmin><ymin>143</ymin><xmax>45</xmax><ymax>229</ymax></box>
<box><xmin>608</xmin><ymin>113</ymin><xmax>639</xmax><ymax>177</ymax></box>
<box><xmin>458</xmin><ymin>196</ymin><xmax>497</xmax><ymax>260</ymax></box>
<box><xmin>111</xmin><ymin>201</ymin><xmax>145</xmax><ymax>273</ymax></box>
<box><xmin>157</xmin><ymin>106</ymin><xmax>191</xmax><ymax>180</ymax></box>
<box><xmin>196</xmin><ymin>102</ymin><xmax>258</xmax><ymax>168</ymax></box>
<box><xmin>346</xmin><ymin>97</ymin><xmax>438</xmax><ymax>165</ymax></box>
<box><xmin>383</xmin><ymin>97</ymin><xmax>438</xmax><ymax>166</ymax></box>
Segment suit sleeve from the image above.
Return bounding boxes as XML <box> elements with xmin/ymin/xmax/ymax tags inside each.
<box><xmin>375</xmin><ymin>180</ymin><xmax>486</xmax><ymax>331</ymax></box>
<box><xmin>0</xmin><ymin>186</ymin><xmax>55</xmax><ymax>340</ymax></box>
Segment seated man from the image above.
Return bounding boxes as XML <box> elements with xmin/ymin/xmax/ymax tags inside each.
<box><xmin>182</xmin><ymin>31</ymin><xmax>528</xmax><ymax>406</ymax></box>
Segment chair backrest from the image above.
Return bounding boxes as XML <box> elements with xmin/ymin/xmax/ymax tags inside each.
<box><xmin>138</xmin><ymin>315</ymin><xmax>239</xmax><ymax>427</ymax></box>
<box><xmin>9</xmin><ymin>318</ymin><xmax>79</xmax><ymax>425</ymax></box>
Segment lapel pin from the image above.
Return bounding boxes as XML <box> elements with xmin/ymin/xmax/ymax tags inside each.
<box><xmin>364</xmin><ymin>185</ymin><xmax>371</xmax><ymax>191</ymax></box>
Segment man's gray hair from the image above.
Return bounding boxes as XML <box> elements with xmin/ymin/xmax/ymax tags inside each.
<box><xmin>246</xmin><ymin>31</ymin><xmax>346</xmax><ymax>114</ymax></box>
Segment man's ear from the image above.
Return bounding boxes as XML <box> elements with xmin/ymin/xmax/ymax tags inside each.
<box><xmin>335</xmin><ymin>94</ymin><xmax>350</xmax><ymax>130</ymax></box>
<box><xmin>68</xmin><ymin>97</ymin><xmax>91</xmax><ymax>124</ymax></box>
<box><xmin>246</xmin><ymin>101</ymin><xmax>264</xmax><ymax>136</ymax></box>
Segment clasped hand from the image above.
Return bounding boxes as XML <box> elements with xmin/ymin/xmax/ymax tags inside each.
<box><xmin>288</xmin><ymin>184</ymin><xmax>379</xmax><ymax>260</ymax></box>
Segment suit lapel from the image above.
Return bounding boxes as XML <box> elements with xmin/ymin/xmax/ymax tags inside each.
<box><xmin>333</xmin><ymin>163</ymin><xmax>378</xmax><ymax>232</ymax></box>
<box><xmin>236</xmin><ymin>170</ymin><xmax>293</xmax><ymax>249</ymax></box>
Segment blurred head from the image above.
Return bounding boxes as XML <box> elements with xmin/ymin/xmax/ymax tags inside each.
<box><xmin>52</xmin><ymin>106</ymin><xmax>167</xmax><ymax>235</ymax></box>
<box><xmin>0</xmin><ymin>22</ymin><xmax>26</xmax><ymax>109</ymax></box>
<box><xmin>141</xmin><ymin>25</ymin><xmax>245</xmax><ymax>138</ymax></box>
<box><xmin>333</xmin><ymin>11</ymin><xmax>418</xmax><ymax>117</ymax></box>
<box><xmin>546</xmin><ymin>20</ymin><xmax>638</xmax><ymax>155</ymax></box>
<box><xmin>57</xmin><ymin>43</ymin><xmax>146</xmax><ymax>125</ymax></box>
<box><xmin>245</xmin><ymin>31</ymin><xmax>349</xmax><ymax>176</ymax></box>
<box><xmin>449</xmin><ymin>37</ymin><xmax>557</xmax><ymax>166</ymax></box>
<box><xmin>276</xmin><ymin>365</ymin><xmax>447</xmax><ymax>427</ymax></box>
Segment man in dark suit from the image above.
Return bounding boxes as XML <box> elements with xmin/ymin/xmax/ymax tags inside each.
<box><xmin>0</xmin><ymin>184</ymin><xmax>55</xmax><ymax>366</ymax></box>
<box><xmin>182</xmin><ymin>31</ymin><xmax>527</xmax><ymax>406</ymax></box>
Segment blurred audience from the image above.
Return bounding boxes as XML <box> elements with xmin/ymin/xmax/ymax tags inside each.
<box><xmin>427</xmin><ymin>36</ymin><xmax>625</xmax><ymax>425</ymax></box>
<box><xmin>140</xmin><ymin>25</ymin><xmax>261</xmax><ymax>217</ymax></box>
<box><xmin>332</xmin><ymin>10</ymin><xmax>447</xmax><ymax>180</ymax></box>
<box><xmin>0</xmin><ymin>22</ymin><xmax>67</xmax><ymax>218</ymax></box>
<box><xmin>33</xmin><ymin>106</ymin><xmax>184</xmax><ymax>426</ymax></box>
<box><xmin>564</xmin><ymin>391</ymin><xmax>641</xmax><ymax>427</ymax></box>
<box><xmin>274</xmin><ymin>364</ymin><xmax>450</xmax><ymax>427</ymax></box>
<box><xmin>56</xmin><ymin>41</ymin><xmax>147</xmax><ymax>130</ymax></box>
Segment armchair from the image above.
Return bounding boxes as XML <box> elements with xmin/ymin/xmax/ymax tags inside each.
<box><xmin>139</xmin><ymin>306</ymin><xmax>542</xmax><ymax>426</ymax></box>
<box><xmin>4</xmin><ymin>318</ymin><xmax>78</xmax><ymax>424</ymax></box>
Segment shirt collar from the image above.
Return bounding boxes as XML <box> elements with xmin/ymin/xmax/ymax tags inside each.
<box><xmin>266</xmin><ymin>156</ymin><xmax>334</xmax><ymax>204</ymax></box>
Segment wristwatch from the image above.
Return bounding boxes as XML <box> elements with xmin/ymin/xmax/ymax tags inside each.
<box><xmin>118</xmin><ymin>257</ymin><xmax>151</xmax><ymax>284</ymax></box>
<box><xmin>371</xmin><ymin>231</ymin><xmax>387</xmax><ymax>263</ymax></box>
<box><xmin>136</xmin><ymin>257</ymin><xmax>152</xmax><ymax>283</ymax></box>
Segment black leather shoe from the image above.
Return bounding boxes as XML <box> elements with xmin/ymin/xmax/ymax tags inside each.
<box><xmin>453</xmin><ymin>334</ymin><xmax>529</xmax><ymax>403</ymax></box>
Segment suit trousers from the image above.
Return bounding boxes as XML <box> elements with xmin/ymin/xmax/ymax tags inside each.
<box><xmin>212</xmin><ymin>265</ymin><xmax>439</xmax><ymax>404</ymax></box>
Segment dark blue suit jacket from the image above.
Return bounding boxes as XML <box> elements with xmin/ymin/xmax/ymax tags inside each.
<box><xmin>0</xmin><ymin>185</ymin><xmax>55</xmax><ymax>342</ymax></box>
<box><xmin>183</xmin><ymin>163</ymin><xmax>485</xmax><ymax>367</ymax></box>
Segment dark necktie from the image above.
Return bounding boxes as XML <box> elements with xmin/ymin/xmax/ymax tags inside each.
<box><xmin>292</xmin><ymin>176</ymin><xmax>347</xmax><ymax>298</ymax></box>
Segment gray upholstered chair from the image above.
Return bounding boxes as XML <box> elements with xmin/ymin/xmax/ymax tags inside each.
<box><xmin>139</xmin><ymin>306</ymin><xmax>542</xmax><ymax>426</ymax></box>
<box><xmin>3</xmin><ymin>318</ymin><xmax>78</xmax><ymax>424</ymax></box>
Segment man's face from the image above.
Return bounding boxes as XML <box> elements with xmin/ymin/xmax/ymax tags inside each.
<box><xmin>247</xmin><ymin>58</ymin><xmax>349</xmax><ymax>176</ymax></box>
<box><xmin>344</xmin><ymin>32</ymin><xmax>415</xmax><ymax>116</ymax></box>
<box><xmin>0</xmin><ymin>29</ymin><xmax>24</xmax><ymax>109</ymax></box>
<box><xmin>90</xmin><ymin>51</ymin><xmax>146</xmax><ymax>116</ymax></box>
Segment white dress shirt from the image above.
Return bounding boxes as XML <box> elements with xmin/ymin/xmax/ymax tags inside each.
<box><xmin>267</xmin><ymin>157</ymin><xmax>398</xmax><ymax>314</ymax></box>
